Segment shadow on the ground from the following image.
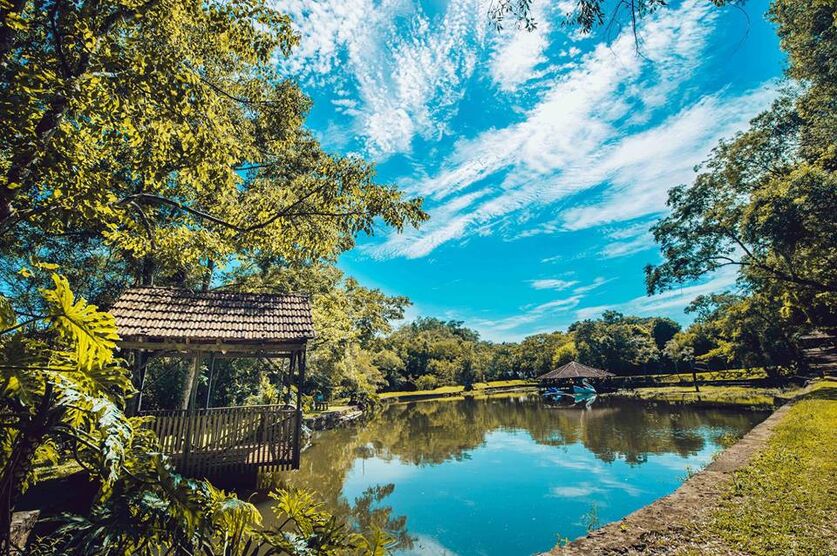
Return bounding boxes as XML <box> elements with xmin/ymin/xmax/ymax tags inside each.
<box><xmin>797</xmin><ymin>385</ymin><xmax>837</xmax><ymax>402</ymax></box>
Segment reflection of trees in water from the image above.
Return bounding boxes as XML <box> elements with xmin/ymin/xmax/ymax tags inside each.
<box><xmin>262</xmin><ymin>396</ymin><xmax>763</xmax><ymax>535</ymax></box>
<box><xmin>349</xmin><ymin>484</ymin><xmax>414</xmax><ymax>551</ymax></box>
<box><xmin>254</xmin><ymin>483</ymin><xmax>414</xmax><ymax>552</ymax></box>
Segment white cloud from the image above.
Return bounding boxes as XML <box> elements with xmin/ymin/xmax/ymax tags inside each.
<box><xmin>574</xmin><ymin>267</ymin><xmax>739</xmax><ymax>321</ymax></box>
<box><xmin>471</xmin><ymin>295</ymin><xmax>583</xmax><ymax>333</ymax></box>
<box><xmin>283</xmin><ymin>0</ymin><xmax>485</xmax><ymax>157</ymax></box>
<box><xmin>489</xmin><ymin>1</ymin><xmax>552</xmax><ymax>92</ymax></box>
<box><xmin>366</xmin><ymin>0</ymin><xmax>776</xmax><ymax>259</ymax></box>
<box><xmin>572</xmin><ymin>277</ymin><xmax>612</xmax><ymax>294</ymax></box>
<box><xmin>530</xmin><ymin>278</ymin><xmax>579</xmax><ymax>290</ymax></box>
<box><xmin>558</xmin><ymin>89</ymin><xmax>777</xmax><ymax>230</ymax></box>
<box><xmin>599</xmin><ymin>222</ymin><xmax>657</xmax><ymax>258</ymax></box>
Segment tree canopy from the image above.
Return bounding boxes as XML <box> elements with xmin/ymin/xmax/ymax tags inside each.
<box><xmin>0</xmin><ymin>0</ymin><xmax>425</xmax><ymax>296</ymax></box>
<box><xmin>646</xmin><ymin>0</ymin><xmax>837</xmax><ymax>345</ymax></box>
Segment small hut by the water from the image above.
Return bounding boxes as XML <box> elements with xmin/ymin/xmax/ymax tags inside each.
<box><xmin>537</xmin><ymin>361</ymin><xmax>615</xmax><ymax>386</ymax></box>
<box><xmin>111</xmin><ymin>287</ymin><xmax>315</xmax><ymax>482</ymax></box>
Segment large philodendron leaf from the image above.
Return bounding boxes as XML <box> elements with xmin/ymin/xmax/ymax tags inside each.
<box><xmin>55</xmin><ymin>378</ymin><xmax>134</xmax><ymax>486</ymax></box>
<box><xmin>41</xmin><ymin>274</ymin><xmax>120</xmax><ymax>371</ymax></box>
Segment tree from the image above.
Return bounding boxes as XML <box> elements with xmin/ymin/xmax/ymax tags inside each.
<box><xmin>571</xmin><ymin>314</ymin><xmax>660</xmax><ymax>375</ymax></box>
<box><xmin>683</xmin><ymin>293</ymin><xmax>799</xmax><ymax>380</ymax></box>
<box><xmin>663</xmin><ymin>334</ymin><xmax>697</xmax><ymax>391</ymax></box>
<box><xmin>0</xmin><ymin>0</ymin><xmax>426</xmax><ymax>297</ymax></box>
<box><xmin>552</xmin><ymin>340</ymin><xmax>578</xmax><ymax>368</ymax></box>
<box><xmin>646</xmin><ymin>1</ymin><xmax>837</xmax><ymax>338</ymax></box>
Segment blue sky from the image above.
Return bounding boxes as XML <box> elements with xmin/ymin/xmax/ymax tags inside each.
<box><xmin>282</xmin><ymin>0</ymin><xmax>785</xmax><ymax>341</ymax></box>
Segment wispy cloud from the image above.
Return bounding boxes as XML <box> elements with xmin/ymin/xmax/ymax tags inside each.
<box><xmin>471</xmin><ymin>295</ymin><xmax>582</xmax><ymax>333</ymax></box>
<box><xmin>488</xmin><ymin>1</ymin><xmax>553</xmax><ymax>92</ymax></box>
<box><xmin>599</xmin><ymin>221</ymin><xmax>657</xmax><ymax>258</ymax></box>
<box><xmin>530</xmin><ymin>278</ymin><xmax>579</xmax><ymax>290</ymax></box>
<box><xmin>574</xmin><ymin>267</ymin><xmax>739</xmax><ymax>321</ymax></box>
<box><xmin>572</xmin><ymin>277</ymin><xmax>612</xmax><ymax>294</ymax></box>
<box><xmin>284</xmin><ymin>0</ymin><xmax>486</xmax><ymax>157</ymax></box>
<box><xmin>365</xmin><ymin>0</ymin><xmax>775</xmax><ymax>259</ymax></box>
<box><xmin>469</xmin><ymin>275</ymin><xmax>609</xmax><ymax>336</ymax></box>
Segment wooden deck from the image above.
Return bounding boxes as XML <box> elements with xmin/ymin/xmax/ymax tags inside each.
<box><xmin>142</xmin><ymin>404</ymin><xmax>300</xmax><ymax>481</ymax></box>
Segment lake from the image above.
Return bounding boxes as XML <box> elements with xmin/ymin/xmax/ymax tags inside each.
<box><xmin>257</xmin><ymin>394</ymin><xmax>767</xmax><ymax>556</ymax></box>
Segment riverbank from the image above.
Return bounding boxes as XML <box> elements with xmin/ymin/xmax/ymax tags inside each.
<box><xmin>546</xmin><ymin>380</ymin><xmax>837</xmax><ymax>555</ymax></box>
<box><xmin>604</xmin><ymin>384</ymin><xmax>799</xmax><ymax>410</ymax></box>
<box><xmin>377</xmin><ymin>379</ymin><xmax>535</xmax><ymax>402</ymax></box>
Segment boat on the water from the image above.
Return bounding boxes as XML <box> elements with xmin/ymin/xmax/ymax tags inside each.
<box><xmin>572</xmin><ymin>378</ymin><xmax>597</xmax><ymax>396</ymax></box>
<box><xmin>542</xmin><ymin>382</ymin><xmax>598</xmax><ymax>407</ymax></box>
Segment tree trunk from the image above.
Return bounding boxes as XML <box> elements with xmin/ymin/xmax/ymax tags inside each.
<box><xmin>179</xmin><ymin>354</ymin><xmax>202</xmax><ymax>410</ymax></box>
<box><xmin>0</xmin><ymin>386</ymin><xmax>54</xmax><ymax>550</ymax></box>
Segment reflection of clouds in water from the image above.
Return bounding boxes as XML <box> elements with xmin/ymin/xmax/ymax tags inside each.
<box><xmin>596</xmin><ymin>475</ymin><xmax>643</xmax><ymax>497</ymax></box>
<box><xmin>401</xmin><ymin>534</ymin><xmax>460</xmax><ymax>555</ymax></box>
<box><xmin>647</xmin><ymin>446</ymin><xmax>715</xmax><ymax>472</ymax></box>
<box><xmin>550</xmin><ymin>483</ymin><xmax>603</xmax><ymax>498</ymax></box>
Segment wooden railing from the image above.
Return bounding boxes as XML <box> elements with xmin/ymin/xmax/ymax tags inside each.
<box><xmin>141</xmin><ymin>404</ymin><xmax>299</xmax><ymax>480</ymax></box>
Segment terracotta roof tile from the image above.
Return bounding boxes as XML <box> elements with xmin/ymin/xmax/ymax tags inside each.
<box><xmin>111</xmin><ymin>287</ymin><xmax>315</xmax><ymax>343</ymax></box>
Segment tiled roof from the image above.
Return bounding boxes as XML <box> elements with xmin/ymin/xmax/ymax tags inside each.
<box><xmin>537</xmin><ymin>361</ymin><xmax>614</xmax><ymax>380</ymax></box>
<box><xmin>111</xmin><ymin>287</ymin><xmax>315</xmax><ymax>343</ymax></box>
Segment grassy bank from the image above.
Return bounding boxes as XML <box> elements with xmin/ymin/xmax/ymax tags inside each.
<box><xmin>378</xmin><ymin>379</ymin><xmax>535</xmax><ymax>402</ymax></box>
<box><xmin>608</xmin><ymin>384</ymin><xmax>791</xmax><ymax>409</ymax></box>
<box><xmin>690</xmin><ymin>381</ymin><xmax>837</xmax><ymax>555</ymax></box>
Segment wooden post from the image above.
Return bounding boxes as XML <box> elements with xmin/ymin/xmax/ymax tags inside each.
<box><xmin>292</xmin><ymin>349</ymin><xmax>306</xmax><ymax>468</ymax></box>
<box><xmin>180</xmin><ymin>352</ymin><xmax>202</xmax><ymax>410</ymax></box>
<box><xmin>181</xmin><ymin>352</ymin><xmax>202</xmax><ymax>473</ymax></box>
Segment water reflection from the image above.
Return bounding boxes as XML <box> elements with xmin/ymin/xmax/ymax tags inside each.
<box><xmin>259</xmin><ymin>394</ymin><xmax>766</xmax><ymax>555</ymax></box>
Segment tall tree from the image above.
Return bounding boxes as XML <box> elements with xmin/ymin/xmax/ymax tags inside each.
<box><xmin>0</xmin><ymin>0</ymin><xmax>425</xmax><ymax>299</ymax></box>
<box><xmin>647</xmin><ymin>0</ymin><xmax>837</xmax><ymax>334</ymax></box>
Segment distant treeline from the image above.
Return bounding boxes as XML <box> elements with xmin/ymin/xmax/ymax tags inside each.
<box><xmin>361</xmin><ymin>301</ymin><xmax>779</xmax><ymax>393</ymax></box>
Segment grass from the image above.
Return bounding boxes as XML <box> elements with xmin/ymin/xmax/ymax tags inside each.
<box><xmin>694</xmin><ymin>381</ymin><xmax>837</xmax><ymax>555</ymax></box>
<box><xmin>612</xmin><ymin>384</ymin><xmax>789</xmax><ymax>409</ymax></box>
<box><xmin>378</xmin><ymin>379</ymin><xmax>534</xmax><ymax>401</ymax></box>
<box><xmin>650</xmin><ymin>367</ymin><xmax>768</xmax><ymax>383</ymax></box>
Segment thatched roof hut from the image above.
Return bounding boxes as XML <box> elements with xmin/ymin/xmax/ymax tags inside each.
<box><xmin>537</xmin><ymin>361</ymin><xmax>614</xmax><ymax>383</ymax></box>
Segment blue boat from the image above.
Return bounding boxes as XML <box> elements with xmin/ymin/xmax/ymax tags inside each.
<box><xmin>572</xmin><ymin>378</ymin><xmax>597</xmax><ymax>396</ymax></box>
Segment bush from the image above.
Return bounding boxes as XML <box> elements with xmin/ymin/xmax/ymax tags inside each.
<box><xmin>414</xmin><ymin>375</ymin><xmax>438</xmax><ymax>391</ymax></box>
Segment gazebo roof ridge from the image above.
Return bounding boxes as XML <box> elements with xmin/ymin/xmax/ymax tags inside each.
<box><xmin>537</xmin><ymin>360</ymin><xmax>615</xmax><ymax>381</ymax></box>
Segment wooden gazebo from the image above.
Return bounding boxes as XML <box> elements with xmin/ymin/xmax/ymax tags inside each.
<box><xmin>537</xmin><ymin>361</ymin><xmax>615</xmax><ymax>385</ymax></box>
<box><xmin>111</xmin><ymin>287</ymin><xmax>315</xmax><ymax>481</ymax></box>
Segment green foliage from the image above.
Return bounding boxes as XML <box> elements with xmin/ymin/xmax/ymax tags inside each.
<box><xmin>0</xmin><ymin>0</ymin><xmax>425</xmax><ymax>297</ymax></box>
<box><xmin>682</xmin><ymin>293</ymin><xmax>799</xmax><ymax>377</ymax></box>
<box><xmin>0</xmin><ymin>270</ymin><xmax>136</xmax><ymax>541</ymax></box>
<box><xmin>257</xmin><ymin>488</ymin><xmax>395</xmax><ymax>555</ymax></box>
<box><xmin>570</xmin><ymin>312</ymin><xmax>664</xmax><ymax>375</ymax></box>
<box><xmin>646</xmin><ymin>0</ymin><xmax>837</xmax><ymax>365</ymax></box>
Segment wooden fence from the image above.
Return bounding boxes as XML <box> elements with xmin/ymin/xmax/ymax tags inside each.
<box><xmin>141</xmin><ymin>404</ymin><xmax>300</xmax><ymax>481</ymax></box>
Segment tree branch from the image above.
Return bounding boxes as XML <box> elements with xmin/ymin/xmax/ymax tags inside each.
<box><xmin>115</xmin><ymin>183</ymin><xmax>340</xmax><ymax>234</ymax></box>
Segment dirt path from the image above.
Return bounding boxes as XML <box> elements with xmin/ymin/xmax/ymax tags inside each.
<box><xmin>542</xmin><ymin>403</ymin><xmax>792</xmax><ymax>555</ymax></box>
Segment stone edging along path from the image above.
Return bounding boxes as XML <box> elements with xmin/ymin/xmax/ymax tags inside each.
<box><xmin>541</xmin><ymin>402</ymin><xmax>792</xmax><ymax>555</ymax></box>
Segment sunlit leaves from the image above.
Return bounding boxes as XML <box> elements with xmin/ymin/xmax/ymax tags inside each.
<box><xmin>41</xmin><ymin>274</ymin><xmax>119</xmax><ymax>371</ymax></box>
<box><xmin>1</xmin><ymin>0</ymin><xmax>425</xmax><ymax>290</ymax></box>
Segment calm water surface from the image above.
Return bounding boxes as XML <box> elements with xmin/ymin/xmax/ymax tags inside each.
<box><xmin>258</xmin><ymin>394</ymin><xmax>766</xmax><ymax>556</ymax></box>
